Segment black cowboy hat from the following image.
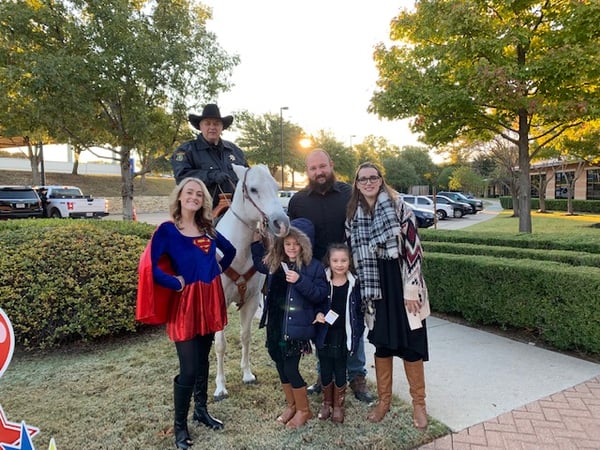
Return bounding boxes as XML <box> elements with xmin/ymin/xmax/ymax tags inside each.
<box><xmin>188</xmin><ymin>104</ymin><xmax>234</xmax><ymax>130</ymax></box>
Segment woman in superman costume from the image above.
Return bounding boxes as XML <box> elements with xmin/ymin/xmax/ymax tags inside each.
<box><xmin>137</xmin><ymin>177</ymin><xmax>235</xmax><ymax>449</ymax></box>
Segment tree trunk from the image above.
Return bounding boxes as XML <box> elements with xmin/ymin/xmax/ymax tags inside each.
<box><xmin>71</xmin><ymin>152</ymin><xmax>80</xmax><ymax>175</ymax></box>
<box><xmin>538</xmin><ymin>174</ymin><xmax>547</xmax><ymax>212</ymax></box>
<box><xmin>568</xmin><ymin>161</ymin><xmax>585</xmax><ymax>216</ymax></box>
<box><xmin>28</xmin><ymin>142</ymin><xmax>41</xmax><ymax>185</ymax></box>
<box><xmin>517</xmin><ymin>112</ymin><xmax>532</xmax><ymax>233</ymax></box>
<box><xmin>120</xmin><ymin>148</ymin><xmax>135</xmax><ymax>221</ymax></box>
<box><xmin>538</xmin><ymin>190</ymin><xmax>546</xmax><ymax>212</ymax></box>
<box><xmin>509</xmin><ymin>173</ymin><xmax>520</xmax><ymax>217</ymax></box>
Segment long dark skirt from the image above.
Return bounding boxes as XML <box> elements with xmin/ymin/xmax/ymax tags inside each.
<box><xmin>367</xmin><ymin>258</ymin><xmax>429</xmax><ymax>361</ymax></box>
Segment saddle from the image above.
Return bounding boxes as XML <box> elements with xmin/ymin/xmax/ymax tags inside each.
<box><xmin>212</xmin><ymin>193</ymin><xmax>232</xmax><ymax>221</ymax></box>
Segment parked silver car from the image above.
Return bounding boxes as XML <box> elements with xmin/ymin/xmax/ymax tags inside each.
<box><xmin>401</xmin><ymin>194</ymin><xmax>458</xmax><ymax>220</ymax></box>
<box><xmin>428</xmin><ymin>195</ymin><xmax>469</xmax><ymax>218</ymax></box>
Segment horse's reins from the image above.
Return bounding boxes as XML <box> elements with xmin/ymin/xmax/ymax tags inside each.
<box><xmin>218</xmin><ymin>169</ymin><xmax>268</xmax><ymax>309</ymax></box>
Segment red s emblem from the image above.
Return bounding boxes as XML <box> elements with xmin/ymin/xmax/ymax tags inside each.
<box><xmin>194</xmin><ymin>236</ymin><xmax>212</xmax><ymax>253</ymax></box>
<box><xmin>0</xmin><ymin>308</ymin><xmax>14</xmax><ymax>379</ymax></box>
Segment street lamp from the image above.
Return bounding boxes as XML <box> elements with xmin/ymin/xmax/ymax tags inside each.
<box><xmin>279</xmin><ymin>106</ymin><xmax>288</xmax><ymax>188</ymax></box>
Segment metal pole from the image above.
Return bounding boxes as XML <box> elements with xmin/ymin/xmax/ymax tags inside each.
<box><xmin>279</xmin><ymin>106</ymin><xmax>288</xmax><ymax>189</ymax></box>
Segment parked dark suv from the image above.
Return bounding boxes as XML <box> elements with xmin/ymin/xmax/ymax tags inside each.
<box><xmin>437</xmin><ymin>191</ymin><xmax>484</xmax><ymax>214</ymax></box>
<box><xmin>0</xmin><ymin>185</ymin><xmax>44</xmax><ymax>219</ymax></box>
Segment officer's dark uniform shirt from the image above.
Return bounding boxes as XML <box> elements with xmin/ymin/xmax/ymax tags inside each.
<box><xmin>171</xmin><ymin>134</ymin><xmax>247</xmax><ymax>208</ymax></box>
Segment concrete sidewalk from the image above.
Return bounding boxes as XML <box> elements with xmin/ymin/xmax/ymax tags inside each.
<box><xmin>363</xmin><ymin>316</ymin><xmax>600</xmax><ymax>433</ymax></box>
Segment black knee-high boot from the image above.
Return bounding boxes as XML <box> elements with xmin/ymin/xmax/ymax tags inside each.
<box><xmin>192</xmin><ymin>364</ymin><xmax>224</xmax><ymax>430</ymax></box>
<box><xmin>174</xmin><ymin>376</ymin><xmax>194</xmax><ymax>449</ymax></box>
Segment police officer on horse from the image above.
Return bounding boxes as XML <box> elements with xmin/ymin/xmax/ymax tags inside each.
<box><xmin>172</xmin><ymin>104</ymin><xmax>248</xmax><ymax>210</ymax></box>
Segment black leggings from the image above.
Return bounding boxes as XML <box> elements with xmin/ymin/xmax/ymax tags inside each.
<box><xmin>175</xmin><ymin>333</ymin><xmax>214</xmax><ymax>386</ymax></box>
<box><xmin>274</xmin><ymin>354</ymin><xmax>305</xmax><ymax>388</ymax></box>
<box><xmin>318</xmin><ymin>352</ymin><xmax>347</xmax><ymax>388</ymax></box>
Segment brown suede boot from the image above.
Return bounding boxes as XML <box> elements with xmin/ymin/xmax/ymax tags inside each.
<box><xmin>276</xmin><ymin>383</ymin><xmax>296</xmax><ymax>424</ymax></box>
<box><xmin>403</xmin><ymin>359</ymin><xmax>428</xmax><ymax>430</ymax></box>
<box><xmin>349</xmin><ymin>374</ymin><xmax>375</xmax><ymax>403</ymax></box>
<box><xmin>332</xmin><ymin>384</ymin><xmax>346</xmax><ymax>424</ymax></box>
<box><xmin>286</xmin><ymin>386</ymin><xmax>313</xmax><ymax>429</ymax></box>
<box><xmin>318</xmin><ymin>382</ymin><xmax>333</xmax><ymax>420</ymax></box>
<box><xmin>367</xmin><ymin>356</ymin><xmax>393</xmax><ymax>423</ymax></box>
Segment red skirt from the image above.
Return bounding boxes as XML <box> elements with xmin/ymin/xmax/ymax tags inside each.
<box><xmin>166</xmin><ymin>278</ymin><xmax>228</xmax><ymax>342</ymax></box>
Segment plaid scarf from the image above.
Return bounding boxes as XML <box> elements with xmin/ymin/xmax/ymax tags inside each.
<box><xmin>350</xmin><ymin>191</ymin><xmax>401</xmax><ymax>303</ymax></box>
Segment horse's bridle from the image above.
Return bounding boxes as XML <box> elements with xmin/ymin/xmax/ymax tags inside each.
<box><xmin>237</xmin><ymin>167</ymin><xmax>270</xmax><ymax>231</ymax></box>
<box><xmin>222</xmin><ymin>167</ymin><xmax>270</xmax><ymax>309</ymax></box>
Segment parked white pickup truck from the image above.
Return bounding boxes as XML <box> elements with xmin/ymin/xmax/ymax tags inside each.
<box><xmin>35</xmin><ymin>185</ymin><xmax>109</xmax><ymax>219</ymax></box>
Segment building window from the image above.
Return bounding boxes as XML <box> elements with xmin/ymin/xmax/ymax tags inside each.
<box><xmin>587</xmin><ymin>169</ymin><xmax>600</xmax><ymax>200</ymax></box>
<box><xmin>555</xmin><ymin>171</ymin><xmax>573</xmax><ymax>199</ymax></box>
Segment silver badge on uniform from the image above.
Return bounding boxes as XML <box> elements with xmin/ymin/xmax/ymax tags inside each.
<box><xmin>229</xmin><ymin>155</ymin><xmax>236</xmax><ymax>161</ymax></box>
<box><xmin>175</xmin><ymin>151</ymin><xmax>185</xmax><ymax>162</ymax></box>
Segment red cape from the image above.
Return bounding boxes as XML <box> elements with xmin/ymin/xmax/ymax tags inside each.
<box><xmin>136</xmin><ymin>241</ymin><xmax>175</xmax><ymax>325</ymax></box>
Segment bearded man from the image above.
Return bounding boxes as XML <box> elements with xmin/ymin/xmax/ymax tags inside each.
<box><xmin>287</xmin><ymin>149</ymin><xmax>374</xmax><ymax>403</ymax></box>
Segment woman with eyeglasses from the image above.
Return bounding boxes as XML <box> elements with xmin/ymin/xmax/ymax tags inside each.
<box><xmin>345</xmin><ymin>162</ymin><xmax>430</xmax><ymax>429</ymax></box>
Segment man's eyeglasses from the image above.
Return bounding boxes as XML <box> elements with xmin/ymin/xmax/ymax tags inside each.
<box><xmin>356</xmin><ymin>175</ymin><xmax>381</xmax><ymax>185</ymax></box>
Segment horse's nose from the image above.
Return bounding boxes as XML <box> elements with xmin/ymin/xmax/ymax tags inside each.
<box><xmin>273</xmin><ymin>217</ymin><xmax>290</xmax><ymax>236</ymax></box>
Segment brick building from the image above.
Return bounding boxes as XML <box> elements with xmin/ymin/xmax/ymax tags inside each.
<box><xmin>530</xmin><ymin>160</ymin><xmax>600</xmax><ymax>201</ymax></box>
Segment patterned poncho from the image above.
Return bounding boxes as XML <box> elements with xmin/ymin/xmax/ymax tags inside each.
<box><xmin>348</xmin><ymin>191</ymin><xmax>427</xmax><ymax>327</ymax></box>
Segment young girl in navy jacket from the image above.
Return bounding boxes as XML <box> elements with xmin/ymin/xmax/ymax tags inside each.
<box><xmin>313</xmin><ymin>243</ymin><xmax>365</xmax><ymax>424</ymax></box>
<box><xmin>251</xmin><ymin>218</ymin><xmax>328</xmax><ymax>429</ymax></box>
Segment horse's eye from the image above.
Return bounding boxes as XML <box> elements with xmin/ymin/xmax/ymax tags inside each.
<box><xmin>250</xmin><ymin>187</ymin><xmax>258</xmax><ymax>194</ymax></box>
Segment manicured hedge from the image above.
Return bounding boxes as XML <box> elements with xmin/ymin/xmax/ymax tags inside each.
<box><xmin>423</xmin><ymin>241</ymin><xmax>600</xmax><ymax>267</ymax></box>
<box><xmin>420</xmin><ymin>229</ymin><xmax>600</xmax><ymax>253</ymax></box>
<box><xmin>499</xmin><ymin>197</ymin><xmax>600</xmax><ymax>213</ymax></box>
<box><xmin>0</xmin><ymin>219</ymin><xmax>155</xmax><ymax>350</ymax></box>
<box><xmin>420</xmin><ymin>227</ymin><xmax>600</xmax><ymax>356</ymax></box>
<box><xmin>423</xmin><ymin>253</ymin><xmax>600</xmax><ymax>354</ymax></box>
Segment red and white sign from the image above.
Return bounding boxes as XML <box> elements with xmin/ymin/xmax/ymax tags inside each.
<box><xmin>0</xmin><ymin>308</ymin><xmax>14</xmax><ymax>378</ymax></box>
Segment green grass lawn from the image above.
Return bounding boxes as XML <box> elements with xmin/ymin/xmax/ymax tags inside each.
<box><xmin>1</xmin><ymin>311</ymin><xmax>449</xmax><ymax>450</ymax></box>
<box><xmin>460</xmin><ymin>209</ymin><xmax>600</xmax><ymax>250</ymax></box>
<box><xmin>468</xmin><ymin>208</ymin><xmax>600</xmax><ymax>235</ymax></box>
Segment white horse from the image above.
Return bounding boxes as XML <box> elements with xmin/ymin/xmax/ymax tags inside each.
<box><xmin>214</xmin><ymin>164</ymin><xmax>290</xmax><ymax>401</ymax></box>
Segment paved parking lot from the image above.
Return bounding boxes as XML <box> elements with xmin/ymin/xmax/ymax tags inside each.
<box><xmin>434</xmin><ymin>199</ymin><xmax>501</xmax><ymax>230</ymax></box>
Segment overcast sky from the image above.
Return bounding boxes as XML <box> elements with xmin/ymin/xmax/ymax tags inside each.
<box><xmin>203</xmin><ymin>0</ymin><xmax>421</xmax><ymax>149</ymax></box>
<box><xmin>16</xmin><ymin>1</ymin><xmax>422</xmax><ymax>165</ymax></box>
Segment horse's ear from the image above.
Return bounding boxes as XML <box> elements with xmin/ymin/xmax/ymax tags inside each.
<box><xmin>232</xmin><ymin>164</ymin><xmax>246</xmax><ymax>180</ymax></box>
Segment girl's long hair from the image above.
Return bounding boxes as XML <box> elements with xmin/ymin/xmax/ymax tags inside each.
<box><xmin>169</xmin><ymin>177</ymin><xmax>216</xmax><ymax>237</ymax></box>
<box><xmin>346</xmin><ymin>161</ymin><xmax>398</xmax><ymax>221</ymax></box>
<box><xmin>264</xmin><ymin>226</ymin><xmax>312</xmax><ymax>273</ymax></box>
<box><xmin>323</xmin><ymin>242</ymin><xmax>356</xmax><ymax>274</ymax></box>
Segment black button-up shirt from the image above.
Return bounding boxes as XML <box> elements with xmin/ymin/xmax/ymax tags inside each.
<box><xmin>287</xmin><ymin>181</ymin><xmax>351</xmax><ymax>261</ymax></box>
